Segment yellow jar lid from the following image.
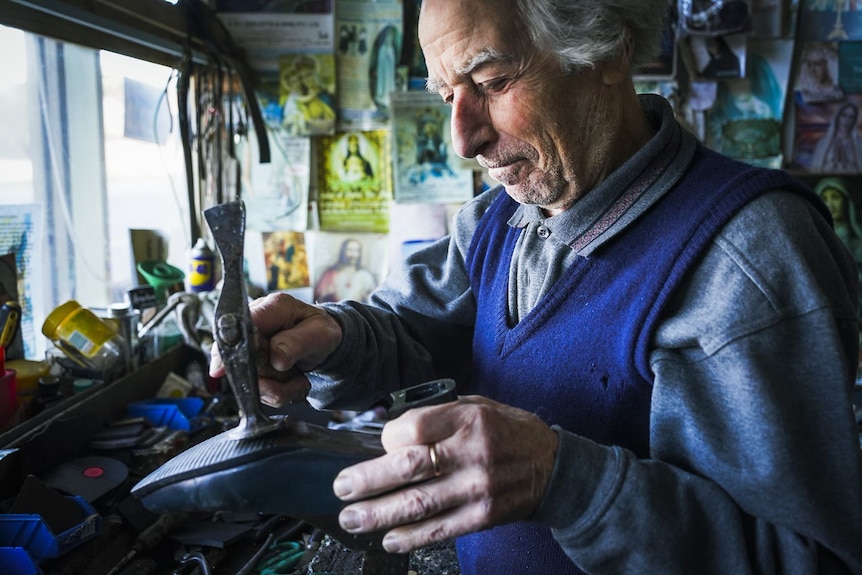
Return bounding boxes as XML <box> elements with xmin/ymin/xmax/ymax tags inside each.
<box><xmin>42</xmin><ymin>300</ymin><xmax>82</xmax><ymax>338</ymax></box>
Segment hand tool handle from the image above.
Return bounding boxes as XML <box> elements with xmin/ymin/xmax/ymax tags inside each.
<box><xmin>0</xmin><ymin>301</ymin><xmax>21</xmax><ymax>349</ymax></box>
<box><xmin>204</xmin><ymin>201</ymin><xmax>280</xmax><ymax>439</ymax></box>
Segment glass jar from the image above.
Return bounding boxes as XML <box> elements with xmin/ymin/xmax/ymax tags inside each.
<box><xmin>42</xmin><ymin>300</ymin><xmax>125</xmax><ymax>378</ymax></box>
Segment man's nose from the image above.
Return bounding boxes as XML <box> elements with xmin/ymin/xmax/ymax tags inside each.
<box><xmin>449</xmin><ymin>93</ymin><xmax>493</xmax><ymax>159</ymax></box>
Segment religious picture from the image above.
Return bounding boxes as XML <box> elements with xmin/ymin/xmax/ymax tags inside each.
<box><xmin>794</xmin><ymin>42</ymin><xmax>844</xmax><ymax>104</ymax></box>
<box><xmin>369</xmin><ymin>25</ymin><xmax>400</xmax><ymax>114</ymax></box>
<box><xmin>214</xmin><ymin>5</ymin><xmax>335</xmax><ymax>131</ymax></box>
<box><xmin>316</xmin><ymin>129</ymin><xmax>393</xmax><ymax>233</ymax></box>
<box><xmin>279</xmin><ymin>53</ymin><xmax>337</xmax><ymax>136</ymax></box>
<box><xmin>391</xmin><ymin>91</ymin><xmax>474</xmax><ymax>203</ymax></box>
<box><xmin>308</xmin><ymin>231</ymin><xmax>388</xmax><ymax>303</ymax></box>
<box><xmin>335</xmin><ymin>0</ymin><xmax>403</xmax><ymax>129</ymax></box>
<box><xmin>791</xmin><ymin>95</ymin><xmax>862</xmax><ymax>173</ymax></box>
<box><xmin>799</xmin><ymin>175</ymin><xmax>862</xmax><ymax>263</ymax></box>
<box><xmin>262</xmin><ymin>231</ymin><xmax>310</xmax><ymax>292</ymax></box>
<box><xmin>388</xmin><ymin>202</ymin><xmax>449</xmax><ymax>266</ymax></box>
<box><xmin>0</xmin><ymin>204</ymin><xmax>43</xmax><ymax>358</ymax></box>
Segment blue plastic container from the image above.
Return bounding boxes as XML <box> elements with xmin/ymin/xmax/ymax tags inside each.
<box><xmin>0</xmin><ymin>496</ymin><xmax>101</xmax><ymax>564</ymax></box>
<box><xmin>127</xmin><ymin>397</ymin><xmax>207</xmax><ymax>431</ymax></box>
<box><xmin>0</xmin><ymin>547</ymin><xmax>42</xmax><ymax>575</ymax></box>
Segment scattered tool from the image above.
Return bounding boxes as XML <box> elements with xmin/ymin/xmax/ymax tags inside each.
<box><xmin>173</xmin><ymin>548</ymin><xmax>216</xmax><ymax>575</ymax></box>
<box><xmin>132</xmin><ymin>200</ymin><xmax>457</xmax><ymax>556</ymax></box>
<box><xmin>105</xmin><ymin>511</ymin><xmax>189</xmax><ymax>575</ymax></box>
<box><xmin>0</xmin><ymin>300</ymin><xmax>21</xmax><ymax>349</ymax></box>
<box><xmin>253</xmin><ymin>540</ymin><xmax>305</xmax><ymax>575</ymax></box>
<box><xmin>204</xmin><ymin>200</ymin><xmax>281</xmax><ymax>440</ymax></box>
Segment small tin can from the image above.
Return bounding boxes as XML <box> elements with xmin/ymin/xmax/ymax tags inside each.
<box><xmin>189</xmin><ymin>238</ymin><xmax>215</xmax><ymax>293</ymax></box>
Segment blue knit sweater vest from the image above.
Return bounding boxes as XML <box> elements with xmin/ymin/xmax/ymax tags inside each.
<box><xmin>458</xmin><ymin>145</ymin><xmax>825</xmax><ymax>575</ymax></box>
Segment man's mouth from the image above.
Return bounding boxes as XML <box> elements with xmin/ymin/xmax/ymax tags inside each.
<box><xmin>483</xmin><ymin>159</ymin><xmax>524</xmax><ymax>183</ymax></box>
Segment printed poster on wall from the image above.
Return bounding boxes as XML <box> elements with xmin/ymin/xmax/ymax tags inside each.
<box><xmin>277</xmin><ymin>53</ymin><xmax>337</xmax><ymax>136</ymax></box>
<box><xmin>794</xmin><ymin>41</ymin><xmax>845</xmax><ymax>105</ymax></box>
<box><xmin>335</xmin><ymin>0</ymin><xmax>403</xmax><ymax>130</ymax></box>
<box><xmin>390</xmin><ymin>91</ymin><xmax>473</xmax><ymax>204</ymax></box>
<box><xmin>263</xmin><ymin>231</ymin><xmax>310</xmax><ymax>292</ymax></box>
<box><xmin>306</xmin><ymin>231</ymin><xmax>389</xmax><ymax>303</ymax></box>
<box><xmin>798</xmin><ymin>0</ymin><xmax>862</xmax><ymax>42</ymax></box>
<box><xmin>0</xmin><ymin>204</ymin><xmax>43</xmax><ymax>359</ymax></box>
<box><xmin>316</xmin><ymin>129</ymin><xmax>393</xmax><ymax>233</ymax></box>
<box><xmin>216</xmin><ymin>1</ymin><xmax>334</xmax><ymax>74</ymax></box>
<box><xmin>243</xmin><ymin>230</ymin><xmax>311</xmax><ymax>301</ymax></box>
<box><xmin>216</xmin><ymin>1</ymin><xmax>336</xmax><ymax>136</ymax></box>
<box><xmin>705</xmin><ymin>38</ymin><xmax>795</xmax><ymax>167</ymax></box>
<box><xmin>242</xmin><ymin>131</ymin><xmax>311</xmax><ymax>232</ymax></box>
<box><xmin>790</xmin><ymin>93</ymin><xmax>862</xmax><ymax>173</ymax></box>
<box><xmin>796</xmin><ymin>174</ymin><xmax>862</xmax><ymax>263</ymax></box>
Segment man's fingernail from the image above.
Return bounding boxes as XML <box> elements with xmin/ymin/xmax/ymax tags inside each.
<box><xmin>382</xmin><ymin>533</ymin><xmax>403</xmax><ymax>553</ymax></box>
<box><xmin>339</xmin><ymin>508</ymin><xmax>361</xmax><ymax>531</ymax></box>
<box><xmin>333</xmin><ymin>475</ymin><xmax>352</xmax><ymax>498</ymax></box>
<box><xmin>272</xmin><ymin>343</ymin><xmax>292</xmax><ymax>370</ymax></box>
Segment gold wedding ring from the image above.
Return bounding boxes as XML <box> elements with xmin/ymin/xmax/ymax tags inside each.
<box><xmin>428</xmin><ymin>443</ymin><xmax>442</xmax><ymax>477</ymax></box>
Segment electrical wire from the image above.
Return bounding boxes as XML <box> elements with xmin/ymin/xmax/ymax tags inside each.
<box><xmin>154</xmin><ymin>67</ymin><xmax>192</xmax><ymax>253</ymax></box>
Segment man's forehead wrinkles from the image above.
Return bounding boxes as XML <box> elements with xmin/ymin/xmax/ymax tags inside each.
<box><xmin>426</xmin><ymin>47</ymin><xmax>513</xmax><ymax>94</ymax></box>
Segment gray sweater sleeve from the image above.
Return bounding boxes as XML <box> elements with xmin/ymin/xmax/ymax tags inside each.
<box><xmin>304</xmin><ymin>190</ymin><xmax>499</xmax><ymax>410</ymax></box>
<box><xmin>533</xmin><ymin>192</ymin><xmax>862</xmax><ymax>574</ymax></box>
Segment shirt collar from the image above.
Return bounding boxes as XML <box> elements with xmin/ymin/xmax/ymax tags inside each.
<box><xmin>507</xmin><ymin>94</ymin><xmax>698</xmax><ymax>255</ymax></box>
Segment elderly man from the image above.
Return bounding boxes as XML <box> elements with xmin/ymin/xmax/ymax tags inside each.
<box><xmin>213</xmin><ymin>0</ymin><xmax>862</xmax><ymax>572</ymax></box>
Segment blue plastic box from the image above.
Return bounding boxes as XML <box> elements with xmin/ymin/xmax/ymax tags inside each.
<box><xmin>127</xmin><ymin>397</ymin><xmax>207</xmax><ymax>431</ymax></box>
<box><xmin>0</xmin><ymin>496</ymin><xmax>101</xmax><ymax>564</ymax></box>
<box><xmin>0</xmin><ymin>547</ymin><xmax>42</xmax><ymax>574</ymax></box>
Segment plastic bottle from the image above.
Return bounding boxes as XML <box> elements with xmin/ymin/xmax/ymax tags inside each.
<box><xmin>42</xmin><ymin>300</ymin><xmax>125</xmax><ymax>378</ymax></box>
<box><xmin>189</xmin><ymin>238</ymin><xmax>216</xmax><ymax>292</ymax></box>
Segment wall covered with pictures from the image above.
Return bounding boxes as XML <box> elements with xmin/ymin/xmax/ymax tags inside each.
<box><xmin>655</xmin><ymin>1</ymin><xmax>862</xmax><ymax>276</ymax></box>
<box><xmin>214</xmin><ymin>0</ymin><xmax>862</xmax><ymax>302</ymax></box>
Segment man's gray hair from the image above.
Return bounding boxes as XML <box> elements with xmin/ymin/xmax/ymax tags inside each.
<box><xmin>514</xmin><ymin>0</ymin><xmax>670</xmax><ymax>73</ymax></box>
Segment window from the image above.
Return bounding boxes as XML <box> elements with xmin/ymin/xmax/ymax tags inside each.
<box><xmin>0</xmin><ymin>0</ymin><xmax>273</xmax><ymax>360</ymax></box>
<box><xmin>0</xmin><ymin>24</ymin><xmax>186</xmax><ymax>357</ymax></box>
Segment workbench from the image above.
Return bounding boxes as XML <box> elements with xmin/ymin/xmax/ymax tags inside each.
<box><xmin>0</xmin><ymin>345</ymin><xmax>461</xmax><ymax>575</ymax></box>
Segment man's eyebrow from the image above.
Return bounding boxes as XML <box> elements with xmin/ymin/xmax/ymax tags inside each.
<box><xmin>456</xmin><ymin>47</ymin><xmax>511</xmax><ymax>75</ymax></box>
<box><xmin>426</xmin><ymin>77</ymin><xmax>447</xmax><ymax>94</ymax></box>
<box><xmin>425</xmin><ymin>47</ymin><xmax>513</xmax><ymax>94</ymax></box>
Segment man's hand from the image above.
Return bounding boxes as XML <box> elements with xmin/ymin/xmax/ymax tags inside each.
<box><xmin>332</xmin><ymin>396</ymin><xmax>559</xmax><ymax>553</ymax></box>
<box><xmin>208</xmin><ymin>292</ymin><xmax>343</xmax><ymax>406</ymax></box>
